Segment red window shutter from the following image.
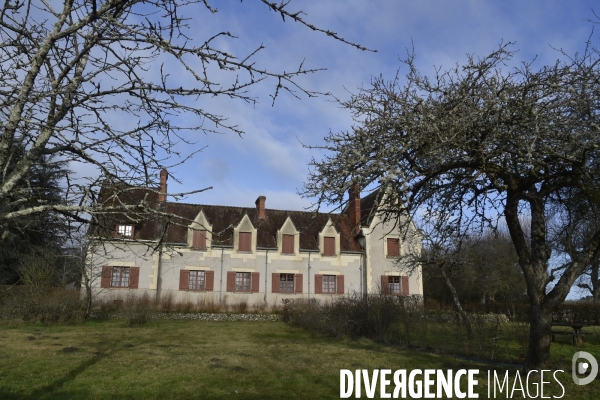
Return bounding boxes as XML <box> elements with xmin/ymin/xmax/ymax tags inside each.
<box><xmin>193</xmin><ymin>230</ymin><xmax>206</xmax><ymax>248</ymax></box>
<box><xmin>226</xmin><ymin>271</ymin><xmax>236</xmax><ymax>292</ymax></box>
<box><xmin>129</xmin><ymin>267</ymin><xmax>140</xmax><ymax>289</ymax></box>
<box><xmin>179</xmin><ymin>270</ymin><xmax>190</xmax><ymax>291</ymax></box>
<box><xmin>101</xmin><ymin>266</ymin><xmax>113</xmax><ymax>288</ymax></box>
<box><xmin>113</xmin><ymin>225</ymin><xmax>120</xmax><ymax>238</ymax></box>
<box><xmin>336</xmin><ymin>275</ymin><xmax>344</xmax><ymax>294</ymax></box>
<box><xmin>387</xmin><ymin>238</ymin><xmax>400</xmax><ymax>257</ymax></box>
<box><xmin>314</xmin><ymin>274</ymin><xmax>323</xmax><ymax>294</ymax></box>
<box><xmin>239</xmin><ymin>232</ymin><xmax>251</xmax><ymax>252</ymax></box>
<box><xmin>204</xmin><ymin>271</ymin><xmax>214</xmax><ymax>291</ymax></box>
<box><xmin>381</xmin><ymin>275</ymin><xmax>389</xmax><ymax>294</ymax></box>
<box><xmin>402</xmin><ymin>276</ymin><xmax>410</xmax><ymax>295</ymax></box>
<box><xmin>272</xmin><ymin>273</ymin><xmax>280</xmax><ymax>293</ymax></box>
<box><xmin>282</xmin><ymin>234</ymin><xmax>294</xmax><ymax>254</ymax></box>
<box><xmin>323</xmin><ymin>237</ymin><xmax>335</xmax><ymax>256</ymax></box>
<box><xmin>251</xmin><ymin>272</ymin><xmax>260</xmax><ymax>293</ymax></box>
<box><xmin>295</xmin><ymin>274</ymin><xmax>303</xmax><ymax>294</ymax></box>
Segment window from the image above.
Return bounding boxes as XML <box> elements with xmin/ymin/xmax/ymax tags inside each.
<box><xmin>116</xmin><ymin>224</ymin><xmax>134</xmax><ymax>238</ymax></box>
<box><xmin>387</xmin><ymin>238</ymin><xmax>400</xmax><ymax>257</ymax></box>
<box><xmin>189</xmin><ymin>270</ymin><xmax>205</xmax><ymax>290</ymax></box>
<box><xmin>179</xmin><ymin>270</ymin><xmax>214</xmax><ymax>291</ymax></box>
<box><xmin>279</xmin><ymin>274</ymin><xmax>295</xmax><ymax>293</ymax></box>
<box><xmin>282</xmin><ymin>234</ymin><xmax>294</xmax><ymax>254</ymax></box>
<box><xmin>314</xmin><ymin>274</ymin><xmax>344</xmax><ymax>295</ymax></box>
<box><xmin>236</xmin><ymin>272</ymin><xmax>251</xmax><ymax>291</ymax></box>
<box><xmin>238</xmin><ymin>232</ymin><xmax>252</xmax><ymax>252</ymax></box>
<box><xmin>323</xmin><ymin>236</ymin><xmax>335</xmax><ymax>256</ymax></box>
<box><xmin>381</xmin><ymin>275</ymin><xmax>409</xmax><ymax>295</ymax></box>
<box><xmin>226</xmin><ymin>271</ymin><xmax>259</xmax><ymax>293</ymax></box>
<box><xmin>192</xmin><ymin>230</ymin><xmax>207</xmax><ymax>249</ymax></box>
<box><xmin>112</xmin><ymin>267</ymin><xmax>130</xmax><ymax>287</ymax></box>
<box><xmin>322</xmin><ymin>275</ymin><xmax>336</xmax><ymax>293</ymax></box>
<box><xmin>100</xmin><ymin>266</ymin><xmax>140</xmax><ymax>289</ymax></box>
<box><xmin>271</xmin><ymin>273</ymin><xmax>302</xmax><ymax>294</ymax></box>
<box><xmin>388</xmin><ymin>276</ymin><xmax>401</xmax><ymax>294</ymax></box>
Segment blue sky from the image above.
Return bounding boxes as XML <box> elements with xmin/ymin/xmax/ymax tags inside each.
<box><xmin>160</xmin><ymin>0</ymin><xmax>598</xmax><ymax>212</ymax></box>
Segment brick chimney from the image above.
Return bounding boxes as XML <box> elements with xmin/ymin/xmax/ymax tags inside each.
<box><xmin>158</xmin><ymin>169</ymin><xmax>168</xmax><ymax>203</ymax></box>
<box><xmin>255</xmin><ymin>196</ymin><xmax>266</xmax><ymax>219</ymax></box>
<box><xmin>348</xmin><ymin>184</ymin><xmax>361</xmax><ymax>235</ymax></box>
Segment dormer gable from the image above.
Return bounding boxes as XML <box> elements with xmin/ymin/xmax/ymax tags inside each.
<box><xmin>277</xmin><ymin>216</ymin><xmax>299</xmax><ymax>255</ymax></box>
<box><xmin>318</xmin><ymin>218</ymin><xmax>340</xmax><ymax>257</ymax></box>
<box><xmin>187</xmin><ymin>209</ymin><xmax>212</xmax><ymax>249</ymax></box>
<box><xmin>234</xmin><ymin>214</ymin><xmax>257</xmax><ymax>253</ymax></box>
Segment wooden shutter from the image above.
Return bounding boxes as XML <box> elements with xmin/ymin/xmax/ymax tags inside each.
<box><xmin>272</xmin><ymin>273</ymin><xmax>280</xmax><ymax>293</ymax></box>
<box><xmin>295</xmin><ymin>274</ymin><xmax>303</xmax><ymax>294</ymax></box>
<box><xmin>179</xmin><ymin>270</ymin><xmax>190</xmax><ymax>291</ymax></box>
<box><xmin>282</xmin><ymin>234</ymin><xmax>294</xmax><ymax>254</ymax></box>
<box><xmin>101</xmin><ymin>266</ymin><xmax>113</xmax><ymax>288</ymax></box>
<box><xmin>314</xmin><ymin>274</ymin><xmax>323</xmax><ymax>294</ymax></box>
<box><xmin>402</xmin><ymin>276</ymin><xmax>409</xmax><ymax>295</ymax></box>
<box><xmin>381</xmin><ymin>275</ymin><xmax>389</xmax><ymax>294</ymax></box>
<box><xmin>193</xmin><ymin>230</ymin><xmax>206</xmax><ymax>248</ymax></box>
<box><xmin>336</xmin><ymin>275</ymin><xmax>344</xmax><ymax>294</ymax></box>
<box><xmin>324</xmin><ymin>236</ymin><xmax>335</xmax><ymax>256</ymax></box>
<box><xmin>239</xmin><ymin>232</ymin><xmax>251</xmax><ymax>252</ymax></box>
<box><xmin>226</xmin><ymin>271</ymin><xmax>236</xmax><ymax>292</ymax></box>
<box><xmin>387</xmin><ymin>238</ymin><xmax>400</xmax><ymax>257</ymax></box>
<box><xmin>251</xmin><ymin>272</ymin><xmax>260</xmax><ymax>293</ymax></box>
<box><xmin>129</xmin><ymin>267</ymin><xmax>140</xmax><ymax>289</ymax></box>
<box><xmin>204</xmin><ymin>271</ymin><xmax>214</xmax><ymax>291</ymax></box>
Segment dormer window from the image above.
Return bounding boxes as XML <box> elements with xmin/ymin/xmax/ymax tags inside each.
<box><xmin>116</xmin><ymin>224</ymin><xmax>134</xmax><ymax>238</ymax></box>
<box><xmin>282</xmin><ymin>234</ymin><xmax>295</xmax><ymax>254</ymax></box>
<box><xmin>192</xmin><ymin>230</ymin><xmax>207</xmax><ymax>249</ymax></box>
<box><xmin>238</xmin><ymin>232</ymin><xmax>252</xmax><ymax>252</ymax></box>
<box><xmin>323</xmin><ymin>236</ymin><xmax>336</xmax><ymax>256</ymax></box>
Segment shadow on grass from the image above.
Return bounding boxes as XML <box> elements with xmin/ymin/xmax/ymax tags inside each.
<box><xmin>2</xmin><ymin>348</ymin><xmax>113</xmax><ymax>400</ymax></box>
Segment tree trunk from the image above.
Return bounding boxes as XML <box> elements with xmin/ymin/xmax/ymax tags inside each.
<box><xmin>441</xmin><ymin>267</ymin><xmax>474</xmax><ymax>341</ymax></box>
<box><xmin>524</xmin><ymin>304</ymin><xmax>553</xmax><ymax>371</ymax></box>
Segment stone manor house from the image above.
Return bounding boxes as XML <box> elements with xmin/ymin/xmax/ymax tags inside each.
<box><xmin>87</xmin><ymin>170</ymin><xmax>423</xmax><ymax>306</ymax></box>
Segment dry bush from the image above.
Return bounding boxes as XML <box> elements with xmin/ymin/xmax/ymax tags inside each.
<box><xmin>0</xmin><ymin>286</ymin><xmax>85</xmax><ymax>324</ymax></box>
<box><xmin>122</xmin><ymin>293</ymin><xmax>153</xmax><ymax>326</ymax></box>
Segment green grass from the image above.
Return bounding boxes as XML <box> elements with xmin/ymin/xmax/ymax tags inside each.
<box><xmin>0</xmin><ymin>319</ymin><xmax>598</xmax><ymax>399</ymax></box>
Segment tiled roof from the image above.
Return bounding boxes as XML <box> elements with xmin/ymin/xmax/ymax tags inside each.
<box><xmin>93</xmin><ymin>184</ymin><xmax>380</xmax><ymax>253</ymax></box>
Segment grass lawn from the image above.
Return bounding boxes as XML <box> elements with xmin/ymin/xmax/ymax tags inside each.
<box><xmin>0</xmin><ymin>319</ymin><xmax>598</xmax><ymax>399</ymax></box>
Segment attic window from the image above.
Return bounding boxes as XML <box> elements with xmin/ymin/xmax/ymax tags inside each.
<box><xmin>238</xmin><ymin>232</ymin><xmax>252</xmax><ymax>252</ymax></box>
<box><xmin>192</xmin><ymin>230</ymin><xmax>207</xmax><ymax>249</ymax></box>
<box><xmin>116</xmin><ymin>225</ymin><xmax>134</xmax><ymax>238</ymax></box>
<box><xmin>323</xmin><ymin>236</ymin><xmax>335</xmax><ymax>256</ymax></box>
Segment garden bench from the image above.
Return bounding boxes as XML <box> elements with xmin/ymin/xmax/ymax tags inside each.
<box><xmin>551</xmin><ymin>322</ymin><xmax>587</xmax><ymax>345</ymax></box>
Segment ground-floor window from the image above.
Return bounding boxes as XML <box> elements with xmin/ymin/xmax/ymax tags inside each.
<box><xmin>111</xmin><ymin>267</ymin><xmax>130</xmax><ymax>288</ymax></box>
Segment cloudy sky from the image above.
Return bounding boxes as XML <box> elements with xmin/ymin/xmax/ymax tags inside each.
<box><xmin>161</xmin><ymin>0</ymin><xmax>598</xmax><ymax>211</ymax></box>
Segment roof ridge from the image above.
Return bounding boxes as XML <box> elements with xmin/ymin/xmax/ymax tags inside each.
<box><xmin>165</xmin><ymin>201</ymin><xmax>344</xmax><ymax>216</ymax></box>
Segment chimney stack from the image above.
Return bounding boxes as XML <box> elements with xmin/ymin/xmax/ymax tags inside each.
<box><xmin>348</xmin><ymin>184</ymin><xmax>361</xmax><ymax>235</ymax></box>
<box><xmin>158</xmin><ymin>169</ymin><xmax>168</xmax><ymax>203</ymax></box>
<box><xmin>255</xmin><ymin>196</ymin><xmax>266</xmax><ymax>219</ymax></box>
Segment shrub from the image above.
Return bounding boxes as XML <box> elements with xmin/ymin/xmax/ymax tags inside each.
<box><xmin>0</xmin><ymin>285</ymin><xmax>85</xmax><ymax>324</ymax></box>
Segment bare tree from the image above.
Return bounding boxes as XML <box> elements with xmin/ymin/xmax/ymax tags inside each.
<box><xmin>303</xmin><ymin>42</ymin><xmax>600</xmax><ymax>370</ymax></box>
<box><xmin>0</xmin><ymin>0</ymin><xmax>370</xmax><ymax>240</ymax></box>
